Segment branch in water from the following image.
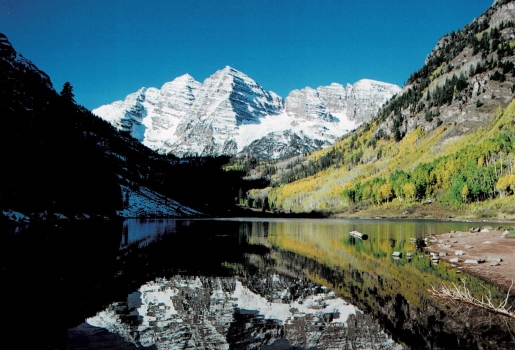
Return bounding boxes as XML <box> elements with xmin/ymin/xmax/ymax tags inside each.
<box><xmin>428</xmin><ymin>279</ymin><xmax>515</xmax><ymax>319</ymax></box>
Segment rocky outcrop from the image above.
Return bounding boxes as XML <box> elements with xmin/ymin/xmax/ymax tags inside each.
<box><xmin>0</xmin><ymin>33</ymin><xmax>53</xmax><ymax>91</ymax></box>
<box><xmin>345</xmin><ymin>79</ymin><xmax>401</xmax><ymax>123</ymax></box>
<box><xmin>286</xmin><ymin>80</ymin><xmax>400</xmax><ymax>125</ymax></box>
<box><xmin>490</xmin><ymin>1</ymin><xmax>515</xmax><ymax>26</ymax></box>
<box><xmin>285</xmin><ymin>87</ymin><xmax>335</xmax><ymax>122</ymax></box>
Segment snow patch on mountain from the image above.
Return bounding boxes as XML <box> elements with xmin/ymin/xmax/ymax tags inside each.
<box><xmin>234</xmin><ymin>111</ymin><xmax>356</xmax><ymax>151</ymax></box>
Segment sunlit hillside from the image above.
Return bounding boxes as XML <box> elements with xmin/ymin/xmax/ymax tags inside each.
<box><xmin>267</xmin><ymin>101</ymin><xmax>514</xmax><ymax>218</ymax></box>
<box><xmin>243</xmin><ymin>1</ymin><xmax>515</xmax><ymax>219</ymax></box>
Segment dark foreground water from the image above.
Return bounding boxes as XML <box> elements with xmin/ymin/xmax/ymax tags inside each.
<box><xmin>1</xmin><ymin>218</ymin><xmax>514</xmax><ymax>349</ymax></box>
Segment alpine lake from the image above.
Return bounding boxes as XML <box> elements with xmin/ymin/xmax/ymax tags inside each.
<box><xmin>1</xmin><ymin>218</ymin><xmax>514</xmax><ymax>349</ymax></box>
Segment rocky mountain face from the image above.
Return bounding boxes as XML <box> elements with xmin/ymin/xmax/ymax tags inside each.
<box><xmin>287</xmin><ymin>79</ymin><xmax>400</xmax><ymax>124</ymax></box>
<box><xmin>375</xmin><ymin>0</ymin><xmax>515</xmax><ymax>143</ymax></box>
<box><xmin>166</xmin><ymin>67</ymin><xmax>285</xmax><ymax>157</ymax></box>
<box><xmin>94</xmin><ymin>67</ymin><xmax>400</xmax><ymax>160</ymax></box>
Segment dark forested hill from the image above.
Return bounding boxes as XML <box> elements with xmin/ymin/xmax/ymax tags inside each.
<box><xmin>0</xmin><ymin>33</ymin><xmax>123</xmax><ymax>219</ymax></box>
<box><xmin>0</xmin><ymin>33</ymin><xmax>257</xmax><ymax>222</ymax></box>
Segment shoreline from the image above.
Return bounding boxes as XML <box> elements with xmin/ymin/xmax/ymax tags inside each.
<box><xmin>329</xmin><ymin>203</ymin><xmax>515</xmax><ymax>224</ymax></box>
<box><xmin>423</xmin><ymin>228</ymin><xmax>515</xmax><ymax>293</ymax></box>
<box><xmin>235</xmin><ymin>201</ymin><xmax>515</xmax><ymax>224</ymax></box>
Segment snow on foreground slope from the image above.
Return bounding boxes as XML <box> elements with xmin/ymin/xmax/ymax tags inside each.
<box><xmin>0</xmin><ymin>185</ymin><xmax>200</xmax><ymax>223</ymax></box>
<box><xmin>118</xmin><ymin>184</ymin><xmax>201</xmax><ymax>218</ymax></box>
<box><xmin>93</xmin><ymin>66</ymin><xmax>400</xmax><ymax>160</ymax></box>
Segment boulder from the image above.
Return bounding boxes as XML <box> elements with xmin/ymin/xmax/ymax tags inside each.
<box><xmin>487</xmin><ymin>257</ymin><xmax>502</xmax><ymax>262</ymax></box>
<box><xmin>464</xmin><ymin>259</ymin><xmax>479</xmax><ymax>264</ymax></box>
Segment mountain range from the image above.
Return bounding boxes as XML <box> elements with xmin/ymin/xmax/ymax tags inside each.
<box><xmin>93</xmin><ymin>67</ymin><xmax>400</xmax><ymax>160</ymax></box>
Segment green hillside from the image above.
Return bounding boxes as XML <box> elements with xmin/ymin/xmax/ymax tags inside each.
<box><xmin>267</xmin><ymin>102</ymin><xmax>515</xmax><ymax>219</ymax></box>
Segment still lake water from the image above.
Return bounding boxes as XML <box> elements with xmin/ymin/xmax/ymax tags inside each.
<box><xmin>1</xmin><ymin>218</ymin><xmax>514</xmax><ymax>349</ymax></box>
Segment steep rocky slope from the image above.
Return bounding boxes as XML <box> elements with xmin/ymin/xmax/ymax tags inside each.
<box><xmin>375</xmin><ymin>0</ymin><xmax>515</xmax><ymax>141</ymax></box>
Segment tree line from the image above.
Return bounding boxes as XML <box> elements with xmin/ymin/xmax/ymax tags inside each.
<box><xmin>341</xmin><ymin>108</ymin><xmax>515</xmax><ymax>208</ymax></box>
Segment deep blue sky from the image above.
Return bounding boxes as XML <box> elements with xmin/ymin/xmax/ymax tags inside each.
<box><xmin>2</xmin><ymin>0</ymin><xmax>493</xmax><ymax>109</ymax></box>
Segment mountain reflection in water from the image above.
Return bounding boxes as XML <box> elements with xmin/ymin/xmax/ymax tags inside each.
<box><xmin>67</xmin><ymin>218</ymin><xmax>515</xmax><ymax>349</ymax></box>
<box><xmin>84</xmin><ymin>275</ymin><xmax>399</xmax><ymax>350</ymax></box>
<box><xmin>3</xmin><ymin>219</ymin><xmax>513</xmax><ymax>349</ymax></box>
<box><xmin>69</xmin><ymin>219</ymin><xmax>515</xmax><ymax>349</ymax></box>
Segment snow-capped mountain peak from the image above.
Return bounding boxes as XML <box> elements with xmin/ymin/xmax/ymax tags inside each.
<box><xmin>94</xmin><ymin>68</ymin><xmax>400</xmax><ymax>159</ymax></box>
<box><xmin>172</xmin><ymin>73</ymin><xmax>195</xmax><ymax>82</ymax></box>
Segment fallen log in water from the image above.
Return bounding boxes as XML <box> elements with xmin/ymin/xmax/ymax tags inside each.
<box><xmin>349</xmin><ymin>230</ymin><xmax>368</xmax><ymax>240</ymax></box>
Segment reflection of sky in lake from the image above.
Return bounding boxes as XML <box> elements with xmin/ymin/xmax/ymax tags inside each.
<box><xmin>120</xmin><ymin>219</ymin><xmax>179</xmax><ymax>248</ymax></box>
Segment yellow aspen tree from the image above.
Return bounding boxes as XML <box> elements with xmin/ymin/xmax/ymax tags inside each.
<box><xmin>461</xmin><ymin>185</ymin><xmax>469</xmax><ymax>203</ymax></box>
<box><xmin>403</xmin><ymin>183</ymin><xmax>416</xmax><ymax>201</ymax></box>
<box><xmin>379</xmin><ymin>183</ymin><xmax>393</xmax><ymax>202</ymax></box>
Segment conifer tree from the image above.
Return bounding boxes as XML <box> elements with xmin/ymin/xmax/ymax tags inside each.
<box><xmin>60</xmin><ymin>81</ymin><xmax>75</xmax><ymax>104</ymax></box>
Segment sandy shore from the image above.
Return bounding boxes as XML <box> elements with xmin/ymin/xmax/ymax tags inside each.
<box><xmin>425</xmin><ymin>228</ymin><xmax>515</xmax><ymax>292</ymax></box>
